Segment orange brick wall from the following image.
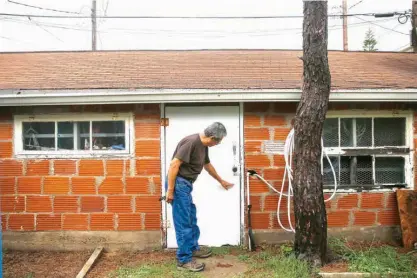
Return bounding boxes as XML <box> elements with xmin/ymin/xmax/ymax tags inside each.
<box><xmin>0</xmin><ymin>104</ymin><xmax>161</xmax><ymax>232</ymax></box>
<box><xmin>244</xmin><ymin>102</ymin><xmax>405</xmax><ymax>231</ymax></box>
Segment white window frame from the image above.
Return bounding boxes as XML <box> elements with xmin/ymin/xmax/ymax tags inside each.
<box><xmin>14</xmin><ymin>113</ymin><xmax>134</xmax><ymax>159</ymax></box>
<box><xmin>323</xmin><ymin>110</ymin><xmax>414</xmax><ymax>191</ymax></box>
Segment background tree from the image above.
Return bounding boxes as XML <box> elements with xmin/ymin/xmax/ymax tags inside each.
<box><xmin>363</xmin><ymin>28</ymin><xmax>378</xmax><ymax>51</ymax></box>
<box><xmin>293</xmin><ymin>0</ymin><xmax>331</xmax><ymax>266</ymax></box>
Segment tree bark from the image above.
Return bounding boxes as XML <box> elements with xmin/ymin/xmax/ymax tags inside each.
<box><xmin>293</xmin><ymin>1</ymin><xmax>331</xmax><ymax>267</ymax></box>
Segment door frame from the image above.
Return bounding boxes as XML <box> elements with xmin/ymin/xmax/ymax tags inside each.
<box><xmin>159</xmin><ymin>102</ymin><xmax>246</xmax><ymax>248</ymax></box>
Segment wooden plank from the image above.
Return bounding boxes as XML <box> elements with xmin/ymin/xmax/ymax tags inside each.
<box><xmin>76</xmin><ymin>246</ymin><xmax>104</xmax><ymax>278</ymax></box>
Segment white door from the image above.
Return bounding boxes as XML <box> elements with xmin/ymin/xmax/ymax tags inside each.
<box><xmin>164</xmin><ymin>106</ymin><xmax>241</xmax><ymax>248</ymax></box>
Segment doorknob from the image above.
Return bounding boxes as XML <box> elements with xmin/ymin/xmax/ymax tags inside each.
<box><xmin>232</xmin><ymin>166</ymin><xmax>238</xmax><ymax>173</ymax></box>
<box><xmin>232</xmin><ymin>141</ymin><xmax>239</xmax><ymax>176</ymax></box>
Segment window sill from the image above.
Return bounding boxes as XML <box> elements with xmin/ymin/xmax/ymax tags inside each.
<box><xmin>14</xmin><ymin>151</ymin><xmax>133</xmax><ymax>159</ymax></box>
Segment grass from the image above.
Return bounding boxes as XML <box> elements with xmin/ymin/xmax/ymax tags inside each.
<box><xmin>329</xmin><ymin>237</ymin><xmax>417</xmax><ymax>276</ymax></box>
<box><xmin>240</xmin><ymin>245</ymin><xmax>313</xmax><ymax>278</ymax></box>
<box><xmin>109</xmin><ymin>261</ymin><xmax>202</xmax><ymax>278</ymax></box>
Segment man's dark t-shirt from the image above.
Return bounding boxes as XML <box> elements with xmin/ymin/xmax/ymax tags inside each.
<box><xmin>172</xmin><ymin>133</ymin><xmax>210</xmax><ymax>182</ymax></box>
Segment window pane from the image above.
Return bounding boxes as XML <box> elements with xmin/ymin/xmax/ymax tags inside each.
<box><xmin>375</xmin><ymin>157</ymin><xmax>405</xmax><ymax>184</ymax></box>
<box><xmin>357</xmin><ymin>156</ymin><xmax>373</xmax><ymax>185</ymax></box>
<box><xmin>340</xmin><ymin>119</ymin><xmax>353</xmax><ymax>147</ymax></box>
<box><xmin>58</xmin><ymin>122</ymin><xmax>74</xmax><ymax>150</ymax></box>
<box><xmin>340</xmin><ymin>156</ymin><xmax>351</xmax><ymax>185</ymax></box>
<box><xmin>323</xmin><ymin>156</ymin><xmax>339</xmax><ymax>185</ymax></box>
<box><xmin>23</xmin><ymin>122</ymin><xmax>55</xmax><ymax>151</ymax></box>
<box><xmin>374</xmin><ymin>118</ymin><xmax>406</xmax><ymax>146</ymax></box>
<box><xmin>356</xmin><ymin>118</ymin><xmax>372</xmax><ymax>147</ymax></box>
<box><xmin>323</xmin><ymin>119</ymin><xmax>338</xmax><ymax>147</ymax></box>
<box><xmin>77</xmin><ymin>122</ymin><xmax>90</xmax><ymax>150</ymax></box>
<box><xmin>92</xmin><ymin>121</ymin><xmax>125</xmax><ymax>150</ymax></box>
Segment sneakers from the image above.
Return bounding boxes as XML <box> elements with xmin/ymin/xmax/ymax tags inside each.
<box><xmin>177</xmin><ymin>259</ymin><xmax>205</xmax><ymax>272</ymax></box>
<box><xmin>192</xmin><ymin>247</ymin><xmax>212</xmax><ymax>258</ymax></box>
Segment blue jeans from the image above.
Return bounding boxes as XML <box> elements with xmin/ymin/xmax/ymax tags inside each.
<box><xmin>166</xmin><ymin>177</ymin><xmax>200</xmax><ymax>263</ymax></box>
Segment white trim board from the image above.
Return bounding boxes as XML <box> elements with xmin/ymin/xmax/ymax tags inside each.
<box><xmin>1</xmin><ymin>88</ymin><xmax>417</xmax><ymax>106</ymax></box>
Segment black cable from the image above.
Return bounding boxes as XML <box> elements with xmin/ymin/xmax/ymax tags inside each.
<box><xmin>6</xmin><ymin>0</ymin><xmax>80</xmax><ymax>14</ymax></box>
<box><xmin>0</xmin><ymin>12</ymin><xmax>389</xmax><ymax>19</ymax></box>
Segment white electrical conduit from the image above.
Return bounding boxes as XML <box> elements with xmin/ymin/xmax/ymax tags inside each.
<box><xmin>247</xmin><ymin>128</ymin><xmax>338</xmax><ymax>233</ymax></box>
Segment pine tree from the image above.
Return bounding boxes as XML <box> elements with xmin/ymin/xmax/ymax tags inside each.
<box><xmin>363</xmin><ymin>28</ymin><xmax>378</xmax><ymax>51</ymax></box>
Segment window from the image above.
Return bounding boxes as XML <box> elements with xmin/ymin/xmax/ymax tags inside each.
<box><xmin>15</xmin><ymin>114</ymin><xmax>133</xmax><ymax>157</ymax></box>
<box><xmin>322</xmin><ymin>113</ymin><xmax>413</xmax><ymax>191</ymax></box>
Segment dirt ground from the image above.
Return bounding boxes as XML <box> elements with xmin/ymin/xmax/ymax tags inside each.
<box><xmin>3</xmin><ymin>249</ymin><xmax>247</xmax><ymax>278</ymax></box>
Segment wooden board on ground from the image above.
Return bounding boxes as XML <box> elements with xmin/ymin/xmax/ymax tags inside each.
<box><xmin>76</xmin><ymin>246</ymin><xmax>104</xmax><ymax>278</ymax></box>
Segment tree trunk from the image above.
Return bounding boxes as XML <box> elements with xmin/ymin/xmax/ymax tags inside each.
<box><xmin>293</xmin><ymin>1</ymin><xmax>331</xmax><ymax>266</ymax></box>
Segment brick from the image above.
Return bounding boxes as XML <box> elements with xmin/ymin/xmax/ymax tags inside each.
<box><xmin>26</xmin><ymin>196</ymin><xmax>52</xmax><ymax>212</ymax></box>
<box><xmin>0</xmin><ymin>160</ymin><xmax>23</xmax><ymax>176</ymax></box>
<box><xmin>1</xmin><ymin>196</ymin><xmax>25</xmax><ymax>212</ymax></box>
<box><xmin>327</xmin><ymin>211</ymin><xmax>350</xmax><ymax>227</ymax></box>
<box><xmin>0</xmin><ymin>142</ymin><xmax>12</xmax><ymax>158</ymax></box>
<box><xmin>273</xmin><ymin>103</ymin><xmax>297</xmax><ymax>113</ymax></box>
<box><xmin>136</xmin><ymin>159</ymin><xmax>160</xmax><ymax>175</ymax></box>
<box><xmin>106</xmin><ymin>160</ymin><xmax>125</xmax><ymax>176</ymax></box>
<box><xmin>17</xmin><ymin>177</ymin><xmax>41</xmax><ymax>194</ymax></box>
<box><xmin>264</xmin><ymin>116</ymin><xmax>287</xmax><ymax>127</ymax></box>
<box><xmin>263</xmin><ymin>168</ymin><xmax>285</xmax><ymax>181</ymax></box>
<box><xmin>118</xmin><ymin>214</ymin><xmax>142</xmax><ymax>231</ymax></box>
<box><xmin>81</xmin><ymin>196</ymin><xmax>105</xmax><ymax>212</ymax></box>
<box><xmin>273</xmin><ymin>156</ymin><xmax>286</xmax><ymax>168</ymax></box>
<box><xmin>360</xmin><ymin>193</ymin><xmax>384</xmax><ymax>209</ymax></box>
<box><xmin>1</xmin><ymin>214</ymin><xmax>7</xmax><ymax>230</ymax></box>
<box><xmin>385</xmin><ymin>193</ymin><xmax>398</xmax><ymax>210</ymax></box>
<box><xmin>378</xmin><ymin>210</ymin><xmax>400</xmax><ymax>226</ymax></box>
<box><xmin>264</xmin><ymin>195</ymin><xmax>288</xmax><ymax>211</ymax></box>
<box><xmin>63</xmin><ymin>214</ymin><xmax>88</xmax><ymax>231</ymax></box>
<box><xmin>251</xmin><ymin>213</ymin><xmax>270</xmax><ymax>229</ymax></box>
<box><xmin>245</xmin><ymin>103</ymin><xmax>270</xmax><ymax>113</ymax></box>
<box><xmin>91</xmin><ymin>213</ymin><xmax>114</xmax><ymax>230</ymax></box>
<box><xmin>245</xmin><ymin>115</ymin><xmax>261</xmax><ymax>127</ymax></box>
<box><xmin>353</xmin><ymin>211</ymin><xmax>376</xmax><ymax>226</ymax></box>
<box><xmin>26</xmin><ymin>160</ymin><xmax>50</xmax><ymax>176</ymax></box>
<box><xmin>98</xmin><ymin>177</ymin><xmax>124</xmax><ymax>194</ymax></box>
<box><xmin>9</xmin><ymin>214</ymin><xmax>34</xmax><ymax>231</ymax></box>
<box><xmin>126</xmin><ymin>177</ymin><xmax>149</xmax><ymax>194</ymax></box>
<box><xmin>53</xmin><ymin>160</ymin><xmax>76</xmax><ymax>175</ymax></box>
<box><xmin>272</xmin><ymin>213</ymin><xmax>295</xmax><ymax>229</ymax></box>
<box><xmin>136</xmin><ymin>196</ymin><xmax>161</xmax><ymax>213</ymax></box>
<box><xmin>44</xmin><ymin>177</ymin><xmax>70</xmax><ymax>194</ymax></box>
<box><xmin>245</xmin><ymin>141</ymin><xmax>262</xmax><ymax>153</ymax></box>
<box><xmin>0</xmin><ymin>177</ymin><xmax>15</xmax><ymax>194</ymax></box>
<box><xmin>54</xmin><ymin>196</ymin><xmax>78</xmax><ymax>213</ymax></box>
<box><xmin>135</xmin><ymin>140</ymin><xmax>160</xmax><ymax>157</ymax></box>
<box><xmin>142</xmin><ymin>103</ymin><xmax>160</xmax><ymax>112</ymax></box>
<box><xmin>135</xmin><ymin>122</ymin><xmax>160</xmax><ymax>139</ymax></box>
<box><xmin>324</xmin><ymin>194</ymin><xmax>333</xmax><ymax>209</ymax></box>
<box><xmin>79</xmin><ymin>160</ymin><xmax>104</xmax><ymax>176</ymax></box>
<box><xmin>144</xmin><ymin>213</ymin><xmax>161</xmax><ymax>230</ymax></box>
<box><xmin>108</xmin><ymin>196</ymin><xmax>132</xmax><ymax>213</ymax></box>
<box><xmin>0</xmin><ymin>123</ymin><xmax>13</xmax><ymax>140</ymax></box>
<box><xmin>249</xmin><ymin>195</ymin><xmax>262</xmax><ymax>212</ymax></box>
<box><xmin>248</xmin><ymin>178</ymin><xmax>270</xmax><ymax>193</ymax></box>
<box><xmin>245</xmin><ymin>155</ymin><xmax>270</xmax><ymax>168</ymax></box>
<box><xmin>134</xmin><ymin>113</ymin><xmax>159</xmax><ymax>121</ymax></box>
<box><xmin>37</xmin><ymin>214</ymin><xmax>62</xmax><ymax>231</ymax></box>
<box><xmin>244</xmin><ymin>128</ymin><xmax>270</xmax><ymax>140</ymax></box>
<box><xmin>72</xmin><ymin>177</ymin><xmax>96</xmax><ymax>194</ymax></box>
<box><xmin>337</xmin><ymin>194</ymin><xmax>359</xmax><ymax>209</ymax></box>
<box><xmin>274</xmin><ymin>128</ymin><xmax>291</xmax><ymax>140</ymax></box>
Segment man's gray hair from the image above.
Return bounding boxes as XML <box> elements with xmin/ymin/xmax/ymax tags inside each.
<box><xmin>204</xmin><ymin>122</ymin><xmax>227</xmax><ymax>140</ymax></box>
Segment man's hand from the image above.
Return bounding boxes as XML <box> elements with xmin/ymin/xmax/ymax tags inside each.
<box><xmin>220</xmin><ymin>180</ymin><xmax>234</xmax><ymax>190</ymax></box>
<box><xmin>166</xmin><ymin>191</ymin><xmax>174</xmax><ymax>203</ymax></box>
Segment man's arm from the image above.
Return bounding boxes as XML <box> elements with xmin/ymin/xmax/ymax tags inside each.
<box><xmin>167</xmin><ymin>158</ymin><xmax>182</xmax><ymax>203</ymax></box>
<box><xmin>204</xmin><ymin>163</ymin><xmax>234</xmax><ymax>190</ymax></box>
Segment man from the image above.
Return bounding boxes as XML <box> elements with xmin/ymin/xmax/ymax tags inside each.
<box><xmin>165</xmin><ymin>122</ymin><xmax>234</xmax><ymax>272</ymax></box>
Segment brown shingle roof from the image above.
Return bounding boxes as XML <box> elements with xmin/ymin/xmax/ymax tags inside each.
<box><xmin>0</xmin><ymin>50</ymin><xmax>416</xmax><ymax>90</ymax></box>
